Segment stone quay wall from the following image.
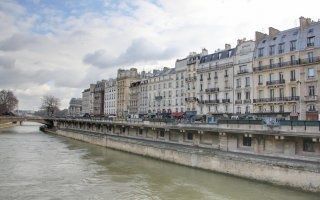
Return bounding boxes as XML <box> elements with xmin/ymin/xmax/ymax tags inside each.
<box><xmin>44</xmin><ymin>127</ymin><xmax>320</xmax><ymax>193</ymax></box>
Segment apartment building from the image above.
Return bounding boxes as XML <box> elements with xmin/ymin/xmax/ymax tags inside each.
<box><xmin>128</xmin><ymin>80</ymin><xmax>141</xmax><ymax>115</ymax></box>
<box><xmin>93</xmin><ymin>80</ymin><xmax>106</xmax><ymax>116</ymax></box>
<box><xmin>81</xmin><ymin>84</ymin><xmax>95</xmax><ymax>115</ymax></box>
<box><xmin>197</xmin><ymin>44</ymin><xmax>235</xmax><ymax>116</ymax></box>
<box><xmin>147</xmin><ymin>68</ymin><xmax>175</xmax><ymax>115</ymax></box>
<box><xmin>117</xmin><ymin>68</ymin><xmax>139</xmax><ymax>118</ymax></box>
<box><xmin>104</xmin><ymin>78</ymin><xmax>117</xmax><ymax>116</ymax></box>
<box><xmin>68</xmin><ymin>98</ymin><xmax>82</xmax><ymax>116</ymax></box>
<box><xmin>173</xmin><ymin>57</ymin><xmax>187</xmax><ymax>114</ymax></box>
<box><xmin>252</xmin><ymin>16</ymin><xmax>320</xmax><ymax>120</ymax></box>
<box><xmin>233</xmin><ymin>39</ymin><xmax>255</xmax><ymax>115</ymax></box>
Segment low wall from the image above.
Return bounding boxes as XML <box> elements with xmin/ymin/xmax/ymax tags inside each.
<box><xmin>46</xmin><ymin>128</ymin><xmax>320</xmax><ymax>192</ymax></box>
<box><xmin>0</xmin><ymin>122</ymin><xmax>15</xmax><ymax>129</ymax></box>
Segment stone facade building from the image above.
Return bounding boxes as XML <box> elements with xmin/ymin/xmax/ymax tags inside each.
<box><xmin>147</xmin><ymin>68</ymin><xmax>175</xmax><ymax>115</ymax></box>
<box><xmin>81</xmin><ymin>84</ymin><xmax>95</xmax><ymax>115</ymax></box>
<box><xmin>197</xmin><ymin>44</ymin><xmax>236</xmax><ymax>116</ymax></box>
<box><xmin>68</xmin><ymin>98</ymin><xmax>82</xmax><ymax>116</ymax></box>
<box><xmin>233</xmin><ymin>39</ymin><xmax>255</xmax><ymax>115</ymax></box>
<box><xmin>252</xmin><ymin>16</ymin><xmax>320</xmax><ymax>120</ymax></box>
<box><xmin>104</xmin><ymin>78</ymin><xmax>117</xmax><ymax>116</ymax></box>
<box><xmin>117</xmin><ymin>68</ymin><xmax>139</xmax><ymax>118</ymax></box>
<box><xmin>93</xmin><ymin>80</ymin><xmax>106</xmax><ymax>116</ymax></box>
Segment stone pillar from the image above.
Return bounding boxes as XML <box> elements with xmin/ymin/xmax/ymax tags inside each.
<box><xmin>284</xmin><ymin>139</ymin><xmax>296</xmax><ymax>156</ymax></box>
<box><xmin>219</xmin><ymin>132</ymin><xmax>228</xmax><ymax>151</ymax></box>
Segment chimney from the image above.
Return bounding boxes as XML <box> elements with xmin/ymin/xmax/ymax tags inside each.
<box><xmin>201</xmin><ymin>48</ymin><xmax>208</xmax><ymax>56</ymax></box>
<box><xmin>255</xmin><ymin>31</ymin><xmax>267</xmax><ymax>43</ymax></box>
<box><xmin>300</xmin><ymin>16</ymin><xmax>312</xmax><ymax>29</ymax></box>
<box><xmin>225</xmin><ymin>44</ymin><xmax>231</xmax><ymax>50</ymax></box>
<box><xmin>269</xmin><ymin>27</ymin><xmax>280</xmax><ymax>37</ymax></box>
<box><xmin>237</xmin><ymin>38</ymin><xmax>246</xmax><ymax>45</ymax></box>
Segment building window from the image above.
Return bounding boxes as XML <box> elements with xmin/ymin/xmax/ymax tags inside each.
<box><xmin>270</xmin><ymin>105</ymin><xmax>274</xmax><ymax>112</ymax></box>
<box><xmin>269</xmin><ymin>59</ymin><xmax>274</xmax><ymax>67</ymax></box>
<box><xmin>243</xmin><ymin>136</ymin><xmax>252</xmax><ymax>147</ymax></box>
<box><xmin>308</xmin><ymin>86</ymin><xmax>315</xmax><ymax>96</ymax></box>
<box><xmin>237</xmin><ymin>107</ymin><xmax>241</xmax><ymax>114</ymax></box>
<box><xmin>200</xmin><ymin>84</ymin><xmax>203</xmax><ymax>91</ymax></box>
<box><xmin>258</xmin><ymin>75</ymin><xmax>263</xmax><ymax>84</ymax></box>
<box><xmin>245</xmin><ymin>77</ymin><xmax>250</xmax><ymax>86</ymax></box>
<box><xmin>290</xmin><ymin>55</ymin><xmax>296</xmax><ymax>65</ymax></box>
<box><xmin>308</xmin><ymin>68</ymin><xmax>315</xmax><ymax>78</ymax></box>
<box><xmin>307</xmin><ymin>36</ymin><xmax>315</xmax><ymax>47</ymax></box>
<box><xmin>245</xmin><ymin>106</ymin><xmax>250</xmax><ymax>113</ymax></box>
<box><xmin>236</xmin><ymin>78</ymin><xmax>241</xmax><ymax>88</ymax></box>
<box><xmin>200</xmin><ymin>74</ymin><xmax>203</xmax><ymax>81</ymax></box>
<box><xmin>269</xmin><ymin>45</ymin><xmax>275</xmax><ymax>55</ymax></box>
<box><xmin>278</xmin><ymin>43</ymin><xmax>284</xmax><ymax>54</ymax></box>
<box><xmin>187</xmin><ymin>132</ymin><xmax>193</xmax><ymax>140</ymax></box>
<box><xmin>218</xmin><ymin>53</ymin><xmax>222</xmax><ymax>59</ymax></box>
<box><xmin>245</xmin><ymin>91</ymin><xmax>250</xmax><ymax>100</ymax></box>
<box><xmin>270</xmin><ymin>89</ymin><xmax>274</xmax><ymax>98</ymax></box>
<box><xmin>159</xmin><ymin>130</ymin><xmax>165</xmax><ymax>137</ymax></box>
<box><xmin>291</xmin><ymin>87</ymin><xmax>296</xmax><ymax>97</ymax></box>
<box><xmin>258</xmin><ymin>61</ymin><xmax>262</xmax><ymax>68</ymax></box>
<box><xmin>208</xmin><ymin>73</ymin><xmax>211</xmax><ymax>80</ymax></box>
<box><xmin>258</xmin><ymin>48</ymin><xmax>264</xmax><ymax>57</ymax></box>
<box><xmin>259</xmin><ymin>106</ymin><xmax>263</xmax><ymax>112</ymax></box>
<box><xmin>303</xmin><ymin>139</ymin><xmax>315</xmax><ymax>152</ymax></box>
<box><xmin>308</xmin><ymin>52</ymin><xmax>314</xmax><ymax>63</ymax></box>
<box><xmin>279</xmin><ymin>88</ymin><xmax>284</xmax><ymax>98</ymax></box>
<box><xmin>237</xmin><ymin>92</ymin><xmax>241</xmax><ymax>100</ymax></box>
<box><xmin>279</xmin><ymin>105</ymin><xmax>284</xmax><ymax>112</ymax></box>
<box><xmin>258</xmin><ymin>90</ymin><xmax>263</xmax><ymax>99</ymax></box>
<box><xmin>290</xmin><ymin>40</ymin><xmax>296</xmax><ymax>51</ymax></box>
<box><xmin>290</xmin><ymin>70</ymin><xmax>296</xmax><ymax>81</ymax></box>
<box><xmin>308</xmin><ymin>104</ymin><xmax>316</xmax><ymax>111</ymax></box>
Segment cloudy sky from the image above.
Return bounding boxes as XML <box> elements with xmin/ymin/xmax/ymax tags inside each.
<box><xmin>0</xmin><ymin>0</ymin><xmax>319</xmax><ymax>110</ymax></box>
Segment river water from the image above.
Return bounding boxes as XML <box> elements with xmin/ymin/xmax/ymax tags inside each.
<box><xmin>0</xmin><ymin>123</ymin><xmax>318</xmax><ymax>200</ymax></box>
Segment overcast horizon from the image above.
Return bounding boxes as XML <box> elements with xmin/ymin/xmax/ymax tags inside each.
<box><xmin>1</xmin><ymin>0</ymin><xmax>320</xmax><ymax>110</ymax></box>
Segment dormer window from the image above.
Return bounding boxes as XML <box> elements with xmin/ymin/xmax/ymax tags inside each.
<box><xmin>293</xmin><ymin>31</ymin><xmax>298</xmax><ymax>35</ymax></box>
<box><xmin>262</xmin><ymin>40</ymin><xmax>266</xmax><ymax>43</ymax></box>
<box><xmin>308</xmin><ymin>28</ymin><xmax>314</xmax><ymax>33</ymax></box>
<box><xmin>273</xmin><ymin>37</ymin><xmax>277</xmax><ymax>40</ymax></box>
<box><xmin>228</xmin><ymin>50</ymin><xmax>232</xmax><ymax>57</ymax></box>
<box><xmin>218</xmin><ymin>53</ymin><xmax>222</xmax><ymax>59</ymax></box>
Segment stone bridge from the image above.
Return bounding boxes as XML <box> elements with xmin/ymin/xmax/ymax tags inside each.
<box><xmin>0</xmin><ymin>116</ymin><xmax>54</xmax><ymax>126</ymax></box>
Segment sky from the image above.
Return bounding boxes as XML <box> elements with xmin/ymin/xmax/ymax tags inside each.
<box><xmin>0</xmin><ymin>0</ymin><xmax>320</xmax><ymax>110</ymax></box>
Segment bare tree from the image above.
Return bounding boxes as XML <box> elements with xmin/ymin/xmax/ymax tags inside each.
<box><xmin>0</xmin><ymin>90</ymin><xmax>19</xmax><ymax>114</ymax></box>
<box><xmin>41</xmin><ymin>95</ymin><xmax>60</xmax><ymax>117</ymax></box>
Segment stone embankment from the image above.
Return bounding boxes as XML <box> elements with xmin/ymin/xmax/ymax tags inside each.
<box><xmin>43</xmin><ymin>127</ymin><xmax>320</xmax><ymax>193</ymax></box>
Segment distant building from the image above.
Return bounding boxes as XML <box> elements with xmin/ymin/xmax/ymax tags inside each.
<box><xmin>82</xmin><ymin>84</ymin><xmax>95</xmax><ymax>115</ymax></box>
<box><xmin>117</xmin><ymin>68</ymin><xmax>139</xmax><ymax>118</ymax></box>
<box><xmin>93</xmin><ymin>80</ymin><xmax>106</xmax><ymax>116</ymax></box>
<box><xmin>104</xmin><ymin>78</ymin><xmax>117</xmax><ymax>116</ymax></box>
<box><xmin>68</xmin><ymin>98</ymin><xmax>82</xmax><ymax>116</ymax></box>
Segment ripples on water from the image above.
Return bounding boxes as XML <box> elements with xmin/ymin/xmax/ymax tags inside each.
<box><xmin>0</xmin><ymin>123</ymin><xmax>318</xmax><ymax>200</ymax></box>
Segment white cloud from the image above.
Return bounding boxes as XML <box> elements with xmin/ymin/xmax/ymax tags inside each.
<box><xmin>0</xmin><ymin>0</ymin><xmax>320</xmax><ymax>110</ymax></box>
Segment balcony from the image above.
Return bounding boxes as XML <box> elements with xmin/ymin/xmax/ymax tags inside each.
<box><xmin>253</xmin><ymin>60</ymin><xmax>300</xmax><ymax>72</ymax></box>
<box><xmin>222</xmin><ymin>99</ymin><xmax>230</xmax><ymax>103</ymax></box>
<box><xmin>155</xmin><ymin>96</ymin><xmax>162</xmax><ymax>101</ymax></box>
<box><xmin>243</xmin><ymin>99</ymin><xmax>251</xmax><ymax>104</ymax></box>
<box><xmin>185</xmin><ymin>76</ymin><xmax>197</xmax><ymax>82</ymax></box>
<box><xmin>235</xmin><ymin>100</ymin><xmax>242</xmax><ymax>104</ymax></box>
<box><xmin>199</xmin><ymin>99</ymin><xmax>219</xmax><ymax>104</ymax></box>
<box><xmin>304</xmin><ymin>95</ymin><xmax>318</xmax><ymax>102</ymax></box>
<box><xmin>266</xmin><ymin>79</ymin><xmax>285</xmax><ymax>86</ymax></box>
<box><xmin>300</xmin><ymin>57</ymin><xmax>320</xmax><ymax>65</ymax></box>
<box><xmin>185</xmin><ymin>97</ymin><xmax>198</xmax><ymax>102</ymax></box>
<box><xmin>214</xmin><ymin>76</ymin><xmax>218</xmax><ymax>80</ymax></box>
<box><xmin>307</xmin><ymin>43</ymin><xmax>314</xmax><ymax>47</ymax></box>
<box><xmin>224</xmin><ymin>74</ymin><xmax>229</xmax><ymax>78</ymax></box>
<box><xmin>237</xmin><ymin>69</ymin><xmax>249</xmax><ymax>75</ymax></box>
<box><xmin>253</xmin><ymin>96</ymin><xmax>300</xmax><ymax>103</ymax></box>
<box><xmin>205</xmin><ymin>88</ymin><xmax>219</xmax><ymax>93</ymax></box>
